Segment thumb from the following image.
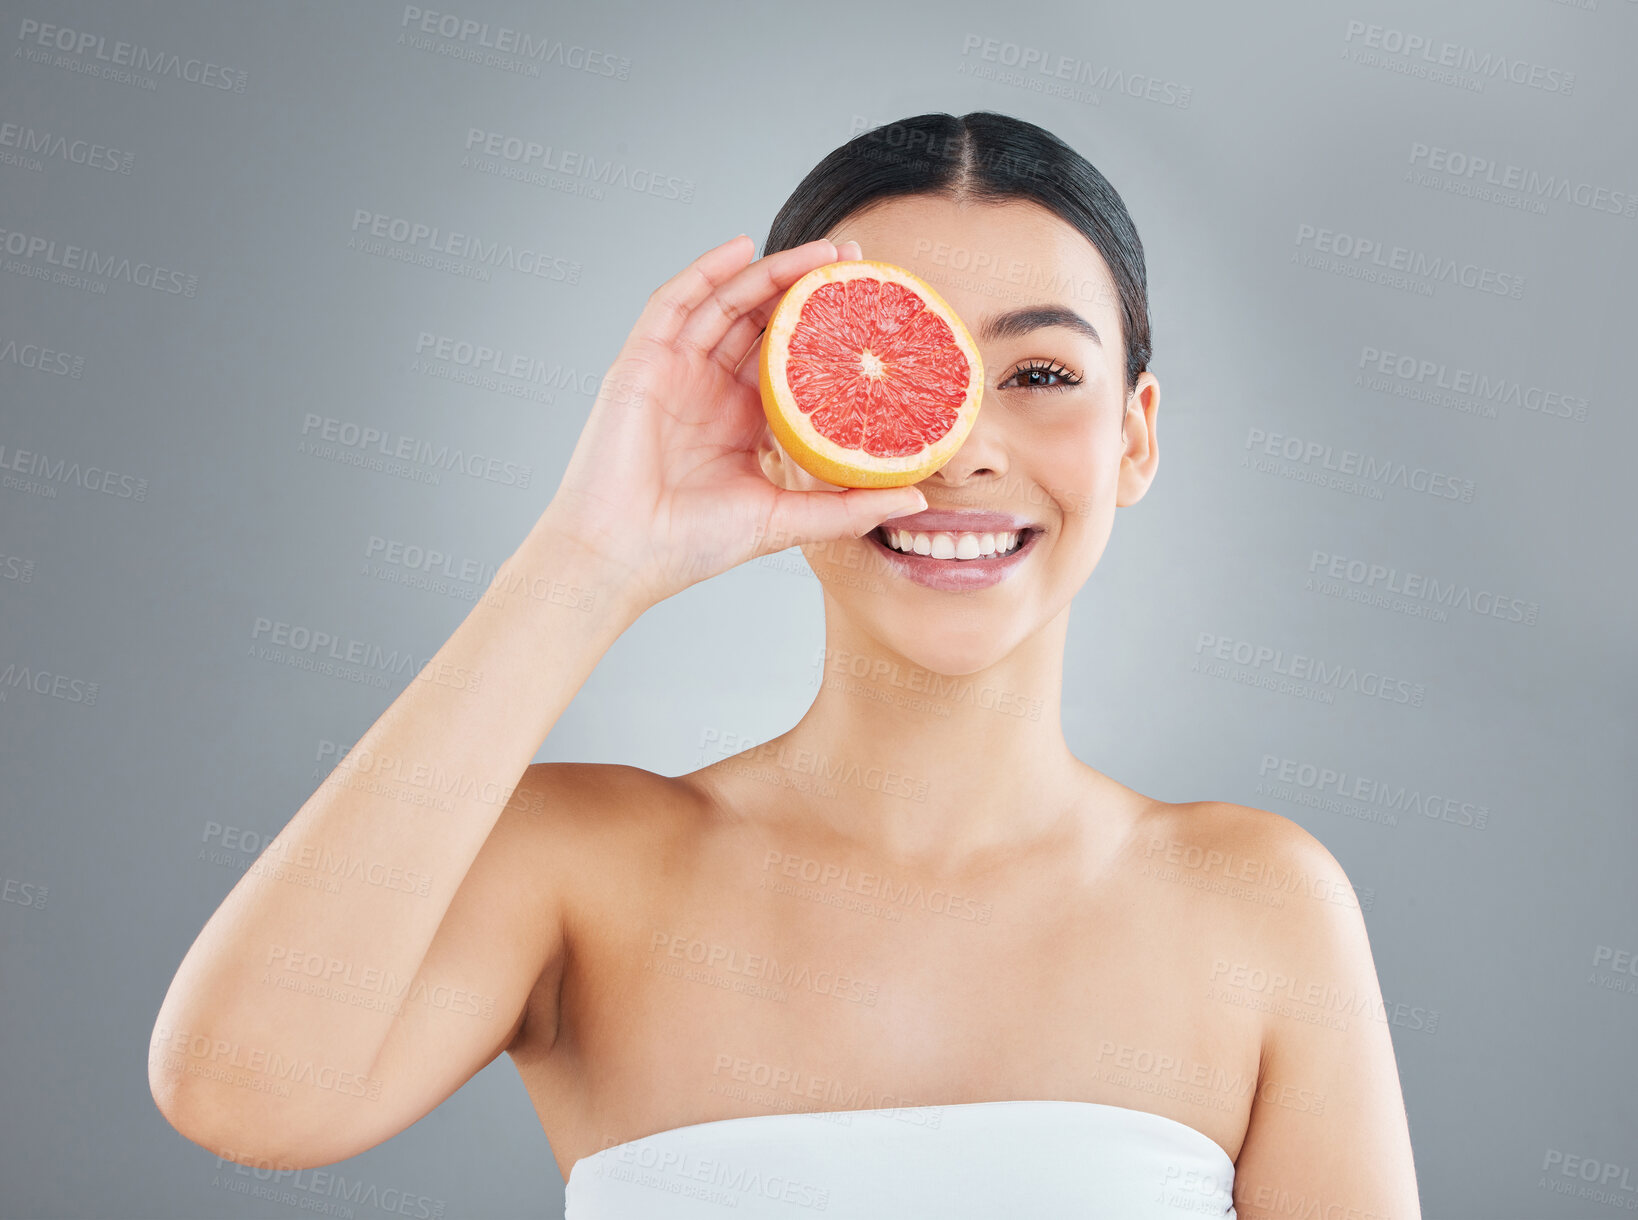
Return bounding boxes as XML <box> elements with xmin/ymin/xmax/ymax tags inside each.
<box><xmin>764</xmin><ymin>485</ymin><xmax>929</xmax><ymax>551</ymax></box>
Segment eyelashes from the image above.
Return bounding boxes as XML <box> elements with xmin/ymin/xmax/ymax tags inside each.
<box><xmin>1003</xmin><ymin>359</ymin><xmax>1084</xmax><ymax>392</ymax></box>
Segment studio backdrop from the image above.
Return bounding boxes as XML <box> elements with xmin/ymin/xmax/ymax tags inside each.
<box><xmin>1</xmin><ymin>1</ymin><xmax>1634</xmax><ymax>1218</ymax></box>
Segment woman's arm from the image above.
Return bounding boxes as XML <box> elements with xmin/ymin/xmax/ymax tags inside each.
<box><xmin>1229</xmin><ymin>823</ymin><xmax>1422</xmax><ymax>1219</ymax></box>
<box><xmin>147</xmin><ymin>530</ymin><xmax>643</xmax><ymax>1168</ymax></box>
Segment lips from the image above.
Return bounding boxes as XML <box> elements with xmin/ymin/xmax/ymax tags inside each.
<box><xmin>862</xmin><ymin>522</ymin><xmax>1042</xmax><ymax>591</ymax></box>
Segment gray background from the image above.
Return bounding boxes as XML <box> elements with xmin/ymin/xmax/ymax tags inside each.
<box><xmin>2</xmin><ymin>0</ymin><xmax>1634</xmax><ymax>1217</ymax></box>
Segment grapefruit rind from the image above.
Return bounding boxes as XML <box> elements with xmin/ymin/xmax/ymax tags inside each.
<box><xmin>759</xmin><ymin>259</ymin><xmax>985</xmax><ymax>490</ymax></box>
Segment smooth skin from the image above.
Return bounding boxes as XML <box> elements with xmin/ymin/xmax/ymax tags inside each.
<box><xmin>149</xmin><ymin>198</ymin><xmax>1420</xmax><ymax>1219</ymax></box>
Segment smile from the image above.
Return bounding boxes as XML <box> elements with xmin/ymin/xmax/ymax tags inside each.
<box><xmin>865</xmin><ymin>525</ymin><xmax>1043</xmax><ymax>591</ymax></box>
<box><xmin>878</xmin><ymin>527</ymin><xmax>1026</xmax><ymax>559</ymax></box>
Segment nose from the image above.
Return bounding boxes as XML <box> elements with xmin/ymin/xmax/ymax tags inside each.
<box><xmin>927</xmin><ymin>383</ymin><xmax>1008</xmax><ymax>486</ymax></box>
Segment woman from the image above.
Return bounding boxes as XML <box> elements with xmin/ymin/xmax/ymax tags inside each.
<box><xmin>148</xmin><ymin>111</ymin><xmax>1421</xmax><ymax>1218</ymax></box>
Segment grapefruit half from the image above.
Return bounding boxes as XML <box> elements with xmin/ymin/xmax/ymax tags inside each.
<box><xmin>758</xmin><ymin>259</ymin><xmax>985</xmax><ymax>489</ymax></box>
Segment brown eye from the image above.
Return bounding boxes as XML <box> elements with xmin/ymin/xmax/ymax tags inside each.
<box><xmin>1004</xmin><ymin>360</ymin><xmax>1083</xmax><ymax>392</ymax></box>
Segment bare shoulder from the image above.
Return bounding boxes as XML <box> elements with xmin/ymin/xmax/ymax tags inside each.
<box><xmin>1132</xmin><ymin>797</ymin><xmax>1387</xmax><ymax>1083</ymax></box>
<box><xmin>499</xmin><ymin>760</ymin><xmax>707</xmax><ymax>846</ymax></box>
<box><xmin>510</xmin><ymin>759</ymin><xmax>695</xmax><ymax>816</ymax></box>
<box><xmin>1135</xmin><ymin>797</ymin><xmax>1374</xmax><ymax>951</ymax></box>
<box><xmin>491</xmin><ymin>760</ymin><xmax>721</xmax><ymax>896</ymax></box>
<box><xmin>1146</xmin><ymin>795</ymin><xmax>1331</xmax><ymax>855</ymax></box>
<box><xmin>1161</xmin><ymin>808</ymin><xmax>1420</xmax><ymax>1212</ymax></box>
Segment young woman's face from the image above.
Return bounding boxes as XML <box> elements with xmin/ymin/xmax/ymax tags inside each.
<box><xmin>760</xmin><ymin>194</ymin><xmax>1160</xmax><ymax>675</ymax></box>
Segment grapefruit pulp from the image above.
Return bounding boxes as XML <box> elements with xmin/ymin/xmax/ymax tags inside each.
<box><xmin>758</xmin><ymin>259</ymin><xmax>985</xmax><ymax>489</ymax></box>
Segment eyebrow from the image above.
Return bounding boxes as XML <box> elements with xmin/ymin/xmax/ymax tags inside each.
<box><xmin>975</xmin><ymin>305</ymin><xmax>1102</xmax><ymax>347</ymax></box>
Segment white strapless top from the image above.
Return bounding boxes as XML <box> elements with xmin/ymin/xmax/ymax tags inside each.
<box><xmin>564</xmin><ymin>1099</ymin><xmax>1235</xmax><ymax>1218</ymax></box>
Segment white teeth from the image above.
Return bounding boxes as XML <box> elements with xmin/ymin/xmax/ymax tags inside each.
<box><xmin>881</xmin><ymin>528</ymin><xmax>1025</xmax><ymax>560</ymax></box>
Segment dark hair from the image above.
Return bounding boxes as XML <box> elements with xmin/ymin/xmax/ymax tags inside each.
<box><xmin>763</xmin><ymin>111</ymin><xmax>1151</xmax><ymax>398</ymax></box>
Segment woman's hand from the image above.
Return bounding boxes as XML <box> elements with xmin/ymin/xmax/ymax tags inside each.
<box><xmin>535</xmin><ymin>235</ymin><xmax>928</xmax><ymax>609</ymax></box>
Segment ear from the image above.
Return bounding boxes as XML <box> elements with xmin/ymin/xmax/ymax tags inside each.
<box><xmin>1116</xmin><ymin>370</ymin><xmax>1161</xmax><ymax>507</ymax></box>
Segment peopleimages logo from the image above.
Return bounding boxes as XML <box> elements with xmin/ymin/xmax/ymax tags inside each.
<box><xmin>710</xmin><ymin>1053</ymin><xmax>947</xmax><ymax>1124</ymax></box>
<box><xmin>1538</xmin><ymin>1149</ymin><xmax>1638</xmax><ymax>1206</ymax></box>
<box><xmin>1589</xmin><ymin>945</ymin><xmax>1638</xmax><ymax>997</ymax></box>
<box><xmin>149</xmin><ymin>1025</ymin><xmax>383</xmax><ymax>1100</ymax></box>
<box><xmin>249</xmin><ymin>616</ymin><xmax>483</xmax><ymax>689</ymax></box>
<box><xmin>1293</xmin><ymin>222</ymin><xmax>1524</xmax><ymax>300</ymax></box>
<box><xmin>15</xmin><ymin>18</ymin><xmax>248</xmax><ymax>92</ymax></box>
<box><xmin>209</xmin><ymin>1153</ymin><xmax>447</xmax><ymax>1220</ymax></box>
<box><xmin>1354</xmin><ymin>345</ymin><xmax>1589</xmax><ymax>423</ymax></box>
<box><xmin>0</xmin><ymin>441</ymin><xmax>148</xmax><ymax>501</ymax></box>
<box><xmin>811</xmin><ymin>645</ymin><xmax>1045</xmax><ymax>721</ymax></box>
<box><xmin>409</xmin><ymin>331</ymin><xmax>616</xmax><ymax>406</ymax></box>
<box><xmin>1256</xmin><ymin>755</ymin><xmax>1490</xmax><ymax>830</ymax></box>
<box><xmin>0</xmin><ymin>337</ymin><xmax>84</xmax><ymax>378</ymax></box>
<box><xmin>0</xmin><ymin>224</ymin><xmax>198</xmax><ymax>296</ymax></box>
<box><xmin>1407</xmin><ymin>143</ymin><xmax>1636</xmax><ymax>219</ymax></box>
<box><xmin>348</xmin><ymin>209</ymin><xmax>581</xmax><ymax>284</ymax></box>
<box><xmin>0</xmin><ymin>661</ymin><xmax>99</xmax><ymax>705</ymax></box>
<box><xmin>701</xmin><ymin>730</ymin><xmax>932</xmax><ymax>804</ymax></box>
<box><xmin>297</xmin><ymin>413</ymin><xmax>532</xmax><ymax>488</ymax></box>
<box><xmin>760</xmin><ymin>849</ymin><xmax>992</xmax><ymax>923</ymax></box>
<box><xmin>1194</xmin><ymin>632</ymin><xmax>1427</xmax><ymax>706</ymax></box>
<box><xmin>461</xmin><ymin>128</ymin><xmax>694</xmax><ymax>202</ymax></box>
<box><xmin>1307</xmin><ymin>550</ymin><xmax>1538</xmax><ymax>626</ymax></box>
<box><xmin>0</xmin><ymin>119</ymin><xmax>134</xmax><ymax>173</ymax></box>
<box><xmin>397</xmin><ymin>6</ymin><xmax>631</xmax><ymax>79</ymax></box>
<box><xmin>1342</xmin><ymin>19</ymin><xmax>1575</xmax><ymax>94</ymax></box>
<box><xmin>956</xmin><ymin>33</ymin><xmax>1192</xmax><ymax>107</ymax></box>
<box><xmin>648</xmin><ymin>930</ymin><xmax>881</xmax><ymax>1008</ymax></box>
<box><xmin>1244</xmin><ymin>427</ymin><xmax>1476</xmax><ymax>503</ymax></box>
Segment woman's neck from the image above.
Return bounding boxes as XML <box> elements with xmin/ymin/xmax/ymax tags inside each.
<box><xmin>760</xmin><ymin>602</ymin><xmax>1117</xmax><ymax>870</ymax></box>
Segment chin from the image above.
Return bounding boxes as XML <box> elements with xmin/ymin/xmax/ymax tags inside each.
<box><xmin>822</xmin><ymin>589</ymin><xmax>1033</xmax><ymax>679</ymax></box>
